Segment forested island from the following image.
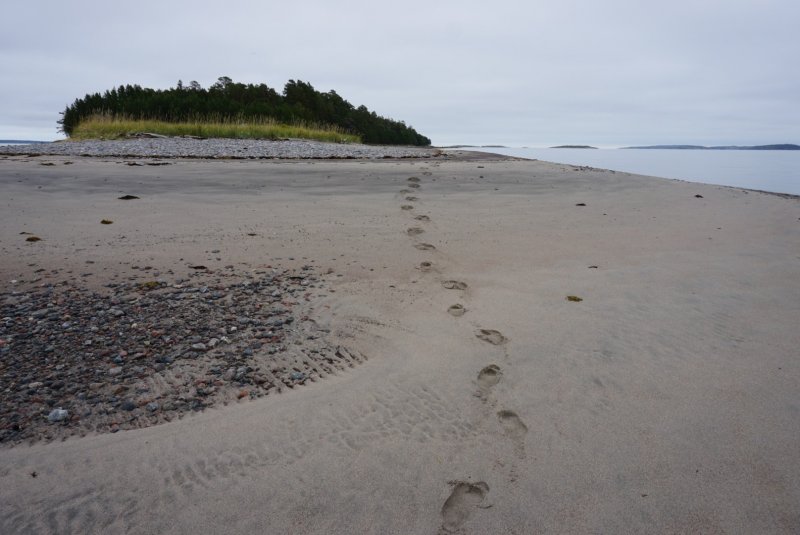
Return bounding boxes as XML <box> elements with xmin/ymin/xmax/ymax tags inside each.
<box><xmin>551</xmin><ymin>145</ymin><xmax>597</xmax><ymax>149</ymax></box>
<box><xmin>622</xmin><ymin>144</ymin><xmax>800</xmax><ymax>150</ymax></box>
<box><xmin>59</xmin><ymin>77</ymin><xmax>431</xmax><ymax>146</ymax></box>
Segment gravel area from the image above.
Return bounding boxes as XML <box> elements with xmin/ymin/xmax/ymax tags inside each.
<box><xmin>0</xmin><ymin>266</ymin><xmax>365</xmax><ymax>446</ymax></box>
<box><xmin>0</xmin><ymin>138</ymin><xmax>441</xmax><ymax>159</ymax></box>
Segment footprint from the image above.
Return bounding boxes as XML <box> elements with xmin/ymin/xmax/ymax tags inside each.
<box><xmin>414</xmin><ymin>215</ymin><xmax>431</xmax><ymax>222</ymax></box>
<box><xmin>497</xmin><ymin>411</ymin><xmax>528</xmax><ymax>446</ymax></box>
<box><xmin>405</xmin><ymin>196</ymin><xmax>419</xmax><ymax>202</ymax></box>
<box><xmin>440</xmin><ymin>481</ymin><xmax>490</xmax><ymax>533</ymax></box>
<box><xmin>407</xmin><ymin>227</ymin><xmax>425</xmax><ymax>236</ymax></box>
<box><xmin>477</xmin><ymin>365</ymin><xmax>501</xmax><ymax>391</ymax></box>
<box><xmin>476</xmin><ymin>329</ymin><xmax>507</xmax><ymax>345</ymax></box>
<box><xmin>401</xmin><ymin>205</ymin><xmax>414</xmax><ymax>211</ymax></box>
<box><xmin>419</xmin><ymin>261</ymin><xmax>433</xmax><ymax>272</ymax></box>
<box><xmin>442</xmin><ymin>280</ymin><xmax>467</xmax><ymax>290</ymax></box>
<box><xmin>408</xmin><ymin>177</ymin><xmax>421</xmax><ymax>183</ymax></box>
<box><xmin>399</xmin><ymin>188</ymin><xmax>412</xmax><ymax>194</ymax></box>
<box><xmin>414</xmin><ymin>243</ymin><xmax>436</xmax><ymax>250</ymax></box>
<box><xmin>447</xmin><ymin>304</ymin><xmax>466</xmax><ymax>317</ymax></box>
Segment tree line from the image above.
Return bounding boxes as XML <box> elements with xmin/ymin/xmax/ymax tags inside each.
<box><xmin>59</xmin><ymin>77</ymin><xmax>431</xmax><ymax>146</ymax></box>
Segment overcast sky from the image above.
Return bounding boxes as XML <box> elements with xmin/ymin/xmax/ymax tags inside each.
<box><xmin>2</xmin><ymin>0</ymin><xmax>798</xmax><ymax>146</ymax></box>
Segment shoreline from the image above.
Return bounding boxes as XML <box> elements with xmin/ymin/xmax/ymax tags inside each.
<box><xmin>451</xmin><ymin>146</ymin><xmax>800</xmax><ymax>197</ymax></box>
<box><xmin>0</xmin><ymin>137</ymin><xmax>443</xmax><ymax>160</ymax></box>
<box><xmin>1</xmin><ymin>155</ymin><xmax>798</xmax><ymax>533</ymax></box>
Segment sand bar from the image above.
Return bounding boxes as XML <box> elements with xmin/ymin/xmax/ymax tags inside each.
<box><xmin>1</xmin><ymin>152</ymin><xmax>799</xmax><ymax>533</ymax></box>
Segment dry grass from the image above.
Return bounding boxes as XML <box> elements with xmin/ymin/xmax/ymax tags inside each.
<box><xmin>70</xmin><ymin>115</ymin><xmax>361</xmax><ymax>144</ymax></box>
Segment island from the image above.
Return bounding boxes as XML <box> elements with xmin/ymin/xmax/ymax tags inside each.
<box><xmin>57</xmin><ymin>77</ymin><xmax>431</xmax><ymax>146</ymax></box>
<box><xmin>550</xmin><ymin>145</ymin><xmax>597</xmax><ymax>149</ymax></box>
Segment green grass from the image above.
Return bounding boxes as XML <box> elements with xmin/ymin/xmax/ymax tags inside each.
<box><xmin>70</xmin><ymin>115</ymin><xmax>361</xmax><ymax>144</ymax></box>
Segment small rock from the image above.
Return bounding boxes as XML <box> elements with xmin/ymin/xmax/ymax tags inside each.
<box><xmin>47</xmin><ymin>408</ymin><xmax>69</xmax><ymax>422</ymax></box>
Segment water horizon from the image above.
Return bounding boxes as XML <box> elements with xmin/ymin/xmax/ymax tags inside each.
<box><xmin>453</xmin><ymin>147</ymin><xmax>800</xmax><ymax>195</ymax></box>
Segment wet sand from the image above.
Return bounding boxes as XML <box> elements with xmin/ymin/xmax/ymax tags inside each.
<box><xmin>1</xmin><ymin>154</ymin><xmax>799</xmax><ymax>533</ymax></box>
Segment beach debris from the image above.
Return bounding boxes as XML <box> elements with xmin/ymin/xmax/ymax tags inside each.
<box><xmin>25</xmin><ymin>236</ymin><xmax>41</xmax><ymax>242</ymax></box>
<box><xmin>101</xmin><ymin>219</ymin><xmax>113</xmax><ymax>225</ymax></box>
<box><xmin>118</xmin><ymin>194</ymin><xmax>140</xmax><ymax>200</ymax></box>
<box><xmin>588</xmin><ymin>265</ymin><xmax>598</xmax><ymax>269</ymax></box>
<box><xmin>188</xmin><ymin>265</ymin><xmax>208</xmax><ymax>270</ymax></box>
<box><xmin>575</xmin><ymin>203</ymin><xmax>586</xmax><ymax>206</ymax></box>
<box><xmin>47</xmin><ymin>408</ymin><xmax>69</xmax><ymax>423</ymax></box>
<box><xmin>566</xmin><ymin>295</ymin><xmax>583</xmax><ymax>302</ymax></box>
<box><xmin>442</xmin><ymin>280</ymin><xmax>467</xmax><ymax>290</ymax></box>
<box><xmin>695</xmin><ymin>194</ymin><xmax>704</xmax><ymax>198</ymax></box>
<box><xmin>290</xmin><ymin>372</ymin><xmax>306</xmax><ymax>381</ymax></box>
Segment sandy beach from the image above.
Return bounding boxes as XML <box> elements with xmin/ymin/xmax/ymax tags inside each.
<box><xmin>1</xmin><ymin>151</ymin><xmax>799</xmax><ymax>533</ymax></box>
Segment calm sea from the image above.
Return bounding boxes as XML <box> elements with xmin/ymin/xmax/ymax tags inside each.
<box><xmin>461</xmin><ymin>147</ymin><xmax>800</xmax><ymax>195</ymax></box>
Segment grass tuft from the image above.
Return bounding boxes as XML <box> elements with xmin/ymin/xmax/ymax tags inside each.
<box><xmin>70</xmin><ymin>114</ymin><xmax>361</xmax><ymax>144</ymax></box>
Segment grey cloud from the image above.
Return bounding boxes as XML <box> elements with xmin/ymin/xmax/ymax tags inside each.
<box><xmin>2</xmin><ymin>0</ymin><xmax>798</xmax><ymax>145</ymax></box>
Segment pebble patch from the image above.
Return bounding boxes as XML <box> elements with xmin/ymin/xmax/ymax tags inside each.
<box><xmin>0</xmin><ymin>267</ymin><xmax>365</xmax><ymax>445</ymax></box>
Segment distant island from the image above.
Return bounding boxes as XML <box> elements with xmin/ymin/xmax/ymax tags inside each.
<box><xmin>622</xmin><ymin>144</ymin><xmax>800</xmax><ymax>151</ymax></box>
<box><xmin>0</xmin><ymin>139</ymin><xmax>46</xmax><ymax>144</ymax></box>
<box><xmin>551</xmin><ymin>145</ymin><xmax>597</xmax><ymax>149</ymax></box>
<box><xmin>58</xmin><ymin>77</ymin><xmax>431</xmax><ymax>146</ymax></box>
